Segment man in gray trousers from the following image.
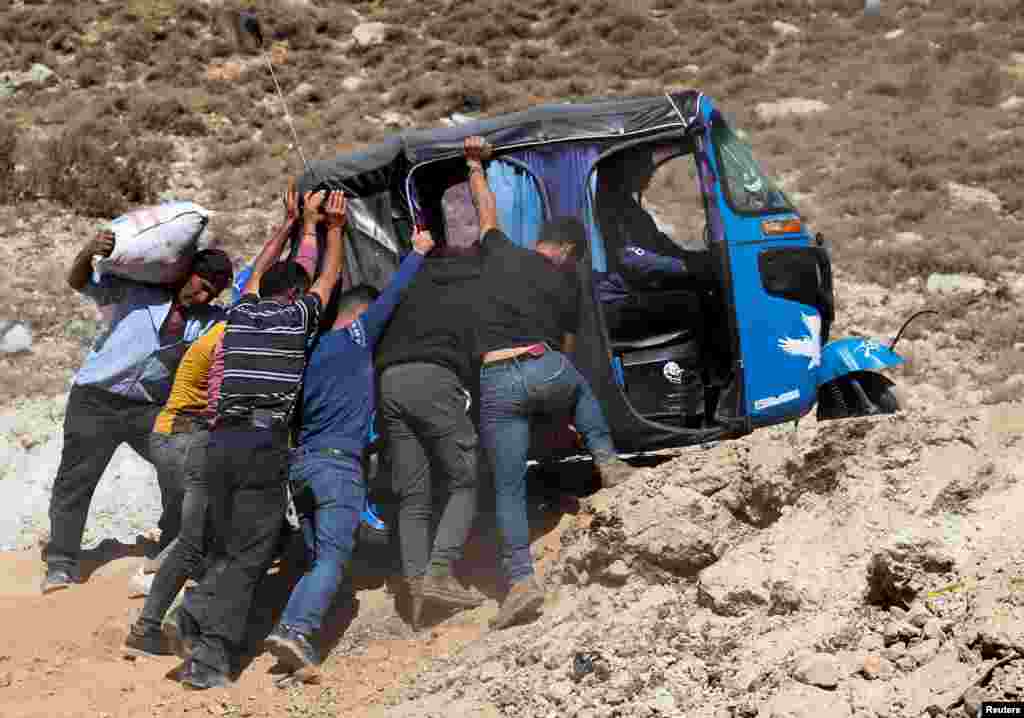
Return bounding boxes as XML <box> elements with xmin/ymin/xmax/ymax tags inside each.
<box><xmin>375</xmin><ymin>252</ymin><xmax>485</xmax><ymax>628</ymax></box>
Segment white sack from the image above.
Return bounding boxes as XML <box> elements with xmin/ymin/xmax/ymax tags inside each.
<box><xmin>95</xmin><ymin>201</ymin><xmax>211</xmax><ymax>285</ymax></box>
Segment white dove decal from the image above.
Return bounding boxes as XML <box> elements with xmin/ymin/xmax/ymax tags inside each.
<box><xmin>778</xmin><ymin>313</ymin><xmax>822</xmax><ymax>369</ymax></box>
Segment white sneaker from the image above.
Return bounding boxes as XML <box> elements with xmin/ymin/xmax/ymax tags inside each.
<box><xmin>128</xmin><ymin>567</ymin><xmax>155</xmax><ymax>598</ymax></box>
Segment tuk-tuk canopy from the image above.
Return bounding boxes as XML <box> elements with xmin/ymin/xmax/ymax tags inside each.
<box><xmin>296</xmin><ymin>92</ymin><xmax>704</xmax><ymax>197</ymax></box>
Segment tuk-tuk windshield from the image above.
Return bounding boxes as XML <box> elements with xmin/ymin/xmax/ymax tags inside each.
<box><xmin>712</xmin><ymin>121</ymin><xmax>793</xmax><ymax>215</ymax></box>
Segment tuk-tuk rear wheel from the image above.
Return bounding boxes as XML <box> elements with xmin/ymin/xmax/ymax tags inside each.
<box><xmin>817</xmin><ymin>372</ymin><xmax>900</xmax><ymax>421</ymax></box>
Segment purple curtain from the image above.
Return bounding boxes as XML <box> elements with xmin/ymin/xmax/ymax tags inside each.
<box><xmin>512</xmin><ymin>144</ymin><xmax>601</xmax><ymax>218</ymax></box>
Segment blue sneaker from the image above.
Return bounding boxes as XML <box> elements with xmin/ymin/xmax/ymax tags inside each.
<box><xmin>361</xmin><ymin>502</ymin><xmax>387</xmax><ymax>532</ymax></box>
<box><xmin>358</xmin><ymin>501</ymin><xmax>390</xmax><ymax>547</ymax></box>
<box><xmin>265</xmin><ymin>625</ymin><xmax>321</xmax><ymax>680</ymax></box>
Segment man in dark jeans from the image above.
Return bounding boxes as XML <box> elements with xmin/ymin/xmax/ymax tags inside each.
<box><xmin>463</xmin><ymin>136</ymin><xmax>636</xmax><ymax>631</ymax></box>
<box><xmin>174</xmin><ymin>189</ymin><xmax>345</xmax><ymax>690</ymax></box>
<box><xmin>263</xmin><ymin>228</ymin><xmax>434</xmax><ymax>681</ymax></box>
<box><xmin>124</xmin><ymin>180</ymin><xmax>320</xmax><ymax>657</ymax></box>
<box><xmin>376</xmin><ymin>250</ymin><xmax>486</xmax><ymax>629</ymax></box>
<box><xmin>44</xmin><ymin>231</ymin><xmax>232</xmax><ymax>594</ymax></box>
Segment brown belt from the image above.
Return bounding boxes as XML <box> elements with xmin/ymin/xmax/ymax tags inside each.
<box><xmin>482</xmin><ymin>343</ymin><xmax>548</xmax><ymax>367</ymax></box>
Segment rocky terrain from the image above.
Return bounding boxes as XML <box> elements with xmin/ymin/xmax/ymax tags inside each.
<box><xmin>1</xmin><ymin>0</ymin><xmax>1023</xmax><ymax>717</ymax></box>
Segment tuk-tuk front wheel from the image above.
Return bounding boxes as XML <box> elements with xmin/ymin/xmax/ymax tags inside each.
<box><xmin>817</xmin><ymin>371</ymin><xmax>900</xmax><ymax>421</ymax></box>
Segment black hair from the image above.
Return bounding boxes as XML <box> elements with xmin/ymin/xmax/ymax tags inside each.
<box><xmin>537</xmin><ymin>216</ymin><xmax>585</xmax><ymax>259</ymax></box>
<box><xmin>336</xmin><ymin>284</ymin><xmax>380</xmax><ymax>317</ymax></box>
<box><xmin>260</xmin><ymin>260</ymin><xmax>311</xmax><ymax>299</ymax></box>
<box><xmin>191</xmin><ymin>249</ymin><xmax>234</xmax><ymax>294</ymax></box>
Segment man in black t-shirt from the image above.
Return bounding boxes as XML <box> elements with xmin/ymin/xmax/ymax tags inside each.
<box><xmin>463</xmin><ymin>136</ymin><xmax>635</xmax><ymax>632</ymax></box>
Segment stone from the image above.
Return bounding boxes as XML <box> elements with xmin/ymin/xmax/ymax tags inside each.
<box><xmin>773</xmin><ymin>20</ymin><xmax>801</xmax><ymax>36</ymax></box>
<box><xmin>755</xmin><ymin>98</ymin><xmax>830</xmax><ymax>122</ymax></box>
<box><xmin>569</xmin><ymin>483</ymin><xmax>740</xmax><ymax>600</ymax></box>
<box><xmin>342</xmin><ymin>75</ymin><xmax>365</xmax><ymax>92</ymax></box>
<box><xmin>865</xmin><ymin>536</ymin><xmax>956</xmax><ymax>607</ymax></box>
<box><xmin>478</xmin><ymin>660</ymin><xmax>504</xmax><ymax>683</ymax></box>
<box><xmin>859</xmin><ymin>633</ymin><xmax>885</xmax><ymax>651</ymax></box>
<box><xmin>906</xmin><ymin>603</ymin><xmax>932</xmax><ymax>629</ymax></box>
<box><xmin>885</xmin><ymin>29</ymin><xmax>905</xmax><ymax>39</ymax></box>
<box><xmin>794</xmin><ymin>653</ymin><xmax>842</xmax><ymax>689</ymax></box>
<box><xmin>883</xmin><ymin>621</ymin><xmax>920</xmax><ymax>645</ymax></box>
<box><xmin>835</xmin><ymin>651</ymin><xmax>868</xmax><ymax>678</ymax></box>
<box><xmin>683</xmin><ymin>64</ymin><xmax>700</xmax><ymax>74</ymax></box>
<box><xmin>897</xmin><ymin>647</ymin><xmax>979</xmax><ymax>715</ymax></box>
<box><xmin>766</xmin><ymin>683</ymin><xmax>853</xmax><ymax>717</ymax></box>
<box><xmin>849</xmin><ymin>677</ymin><xmax>895</xmax><ymax>716</ymax></box>
<box><xmin>292</xmin><ymin>82</ymin><xmax>317</xmax><ymax>102</ymax></box>
<box><xmin>907</xmin><ymin>638</ymin><xmax>940</xmax><ymax>666</ymax></box>
<box><xmin>546</xmin><ymin>681</ymin><xmax>574</xmax><ymax>703</ymax></box>
<box><xmin>862</xmin><ymin>654</ymin><xmax>895</xmax><ymax>680</ymax></box>
<box><xmin>893</xmin><ymin>231</ymin><xmax>923</xmax><ymax>245</ymax></box>
<box><xmin>0</xmin><ymin>322</ymin><xmax>32</xmax><ymax>354</ymax></box>
<box><xmin>353</xmin><ymin>22</ymin><xmax>393</xmax><ymax>47</ymax></box>
<box><xmin>895</xmin><ymin>655</ymin><xmax>918</xmax><ymax>672</ymax></box>
<box><xmin>883</xmin><ymin>642</ymin><xmax>907</xmax><ymax>662</ymax></box>
<box><xmin>1000</xmin><ymin>96</ymin><xmax>1023</xmax><ymax>111</ymax></box>
<box><xmin>947</xmin><ymin>181</ymin><xmax>1003</xmax><ymax>213</ymax></box>
<box><xmin>922</xmin><ymin>619</ymin><xmax>944</xmax><ymax>641</ymax></box>
<box><xmin>925</xmin><ymin>273</ymin><xmax>989</xmax><ymax>296</ymax></box>
<box><xmin>604</xmin><ymin>559</ymin><xmax>632</xmax><ymax>584</ymax></box>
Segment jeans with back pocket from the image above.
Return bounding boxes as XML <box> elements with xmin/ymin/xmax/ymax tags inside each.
<box><xmin>478</xmin><ymin>349</ymin><xmax>615</xmax><ymax>584</ymax></box>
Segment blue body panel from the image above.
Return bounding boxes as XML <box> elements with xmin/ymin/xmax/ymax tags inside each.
<box><xmin>700</xmin><ymin>99</ymin><xmax>817</xmax><ymax>426</ymax></box>
<box><xmin>818</xmin><ymin>337</ymin><xmax>905</xmax><ymax>386</ymax></box>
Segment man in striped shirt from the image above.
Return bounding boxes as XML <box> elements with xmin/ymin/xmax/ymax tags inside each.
<box><xmin>175</xmin><ymin>189</ymin><xmax>346</xmax><ymax>690</ymax></box>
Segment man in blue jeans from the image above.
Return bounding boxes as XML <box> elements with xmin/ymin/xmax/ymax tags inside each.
<box><xmin>264</xmin><ymin>229</ymin><xmax>435</xmax><ymax>681</ymax></box>
<box><xmin>175</xmin><ymin>189</ymin><xmax>345</xmax><ymax>690</ymax></box>
<box><xmin>463</xmin><ymin>136</ymin><xmax>636</xmax><ymax>631</ymax></box>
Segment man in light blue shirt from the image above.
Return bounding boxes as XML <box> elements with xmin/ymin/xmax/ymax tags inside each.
<box><xmin>43</xmin><ymin>231</ymin><xmax>233</xmax><ymax>595</ymax></box>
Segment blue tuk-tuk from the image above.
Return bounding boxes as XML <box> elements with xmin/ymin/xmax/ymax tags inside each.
<box><xmin>263</xmin><ymin>90</ymin><xmax>904</xmax><ymax>459</ymax></box>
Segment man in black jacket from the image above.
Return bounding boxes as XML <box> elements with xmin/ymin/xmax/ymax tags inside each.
<box><xmin>375</xmin><ymin>253</ymin><xmax>485</xmax><ymax>628</ymax></box>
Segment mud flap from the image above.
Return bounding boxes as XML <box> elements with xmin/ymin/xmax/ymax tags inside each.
<box><xmin>817</xmin><ymin>371</ymin><xmax>900</xmax><ymax>421</ymax></box>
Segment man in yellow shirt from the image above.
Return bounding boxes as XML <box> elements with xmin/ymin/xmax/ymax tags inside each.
<box><xmin>124</xmin><ymin>319</ymin><xmax>226</xmax><ymax>656</ymax></box>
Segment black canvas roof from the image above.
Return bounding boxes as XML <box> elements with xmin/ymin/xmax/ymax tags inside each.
<box><xmin>297</xmin><ymin>92</ymin><xmax>701</xmax><ymax>197</ymax></box>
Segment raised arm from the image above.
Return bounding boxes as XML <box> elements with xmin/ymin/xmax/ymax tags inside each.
<box><xmin>67</xmin><ymin>231</ymin><xmax>115</xmax><ymax>292</ymax></box>
<box><xmin>293</xmin><ymin>178</ymin><xmax>320</xmax><ymax>280</ymax></box>
<box><xmin>308</xmin><ymin>191</ymin><xmax>347</xmax><ymax>307</ymax></box>
<box><xmin>356</xmin><ymin>229</ymin><xmax>434</xmax><ymax>344</ymax></box>
<box><xmin>242</xmin><ymin>179</ymin><xmax>302</xmax><ymax>296</ymax></box>
<box><xmin>464</xmin><ymin>136</ymin><xmax>497</xmax><ymax>237</ymax></box>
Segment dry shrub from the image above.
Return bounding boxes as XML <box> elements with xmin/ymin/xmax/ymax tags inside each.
<box><xmin>0</xmin><ymin>121</ymin><xmax>17</xmax><ymax>202</ymax></box>
<box><xmin>203</xmin><ymin>140</ymin><xmax>260</xmax><ymax>171</ymax></box>
<box><xmin>74</xmin><ymin>58</ymin><xmax>106</xmax><ymax>88</ymax></box>
<box><xmin>131</xmin><ymin>94</ymin><xmax>208</xmax><ymax>136</ymax></box>
<box><xmin>30</xmin><ymin>121</ymin><xmax>172</xmax><ymax>218</ymax></box>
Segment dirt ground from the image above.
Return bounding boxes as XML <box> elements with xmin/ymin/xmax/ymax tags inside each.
<box><xmin>0</xmin><ymin>508</ymin><xmax>576</xmax><ymax>718</ymax></box>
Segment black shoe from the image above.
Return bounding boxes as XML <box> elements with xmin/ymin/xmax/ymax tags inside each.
<box><xmin>265</xmin><ymin>625</ymin><xmax>320</xmax><ymax>674</ymax></box>
<box><xmin>123</xmin><ymin>623</ymin><xmax>174</xmax><ymax>657</ymax></box>
<box><xmin>40</xmin><ymin>566</ymin><xmax>75</xmax><ymax>595</ymax></box>
<box><xmin>181</xmin><ymin>659</ymin><xmax>229</xmax><ymax>690</ymax></box>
